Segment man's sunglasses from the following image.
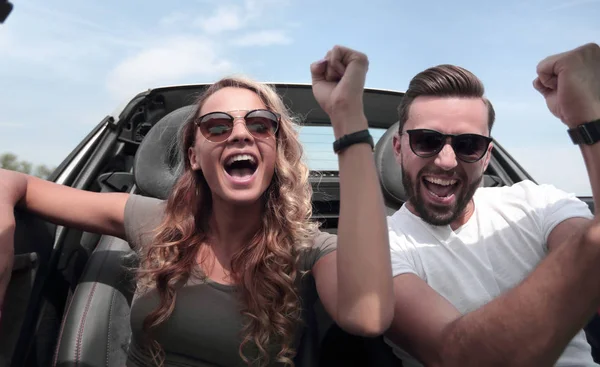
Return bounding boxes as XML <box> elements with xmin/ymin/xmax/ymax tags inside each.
<box><xmin>195</xmin><ymin>109</ymin><xmax>280</xmax><ymax>143</ymax></box>
<box><xmin>405</xmin><ymin>129</ymin><xmax>493</xmax><ymax>163</ymax></box>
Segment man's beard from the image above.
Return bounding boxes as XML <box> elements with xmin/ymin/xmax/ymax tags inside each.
<box><xmin>401</xmin><ymin>166</ymin><xmax>482</xmax><ymax>226</ymax></box>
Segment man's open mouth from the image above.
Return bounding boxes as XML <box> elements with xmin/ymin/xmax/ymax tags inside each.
<box><xmin>422</xmin><ymin>176</ymin><xmax>459</xmax><ymax>199</ymax></box>
<box><xmin>224</xmin><ymin>154</ymin><xmax>258</xmax><ymax>179</ymax></box>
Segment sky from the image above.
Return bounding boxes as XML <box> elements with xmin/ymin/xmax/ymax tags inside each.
<box><xmin>0</xmin><ymin>0</ymin><xmax>599</xmax><ymax>195</ymax></box>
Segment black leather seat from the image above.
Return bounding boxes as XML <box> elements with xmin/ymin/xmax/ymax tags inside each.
<box><xmin>52</xmin><ymin>235</ymin><xmax>136</xmax><ymax>367</ymax></box>
<box><xmin>52</xmin><ymin>106</ymin><xmax>196</xmax><ymax>366</ymax></box>
<box><xmin>374</xmin><ymin>122</ymin><xmax>407</xmax><ymax>214</ymax></box>
<box><xmin>133</xmin><ymin>105</ymin><xmax>197</xmax><ymax>200</ymax></box>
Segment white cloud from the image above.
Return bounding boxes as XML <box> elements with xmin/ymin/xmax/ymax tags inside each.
<box><xmin>192</xmin><ymin>0</ymin><xmax>292</xmax><ymax>34</ymax></box>
<box><xmin>194</xmin><ymin>5</ymin><xmax>245</xmax><ymax>34</ymax></box>
<box><xmin>108</xmin><ymin>1</ymin><xmax>296</xmax><ymax>100</ymax></box>
<box><xmin>231</xmin><ymin>30</ymin><xmax>292</xmax><ymax>47</ymax></box>
<box><xmin>106</xmin><ymin>36</ymin><xmax>234</xmax><ymax>101</ymax></box>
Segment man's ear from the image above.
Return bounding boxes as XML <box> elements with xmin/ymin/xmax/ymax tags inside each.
<box><xmin>188</xmin><ymin>147</ymin><xmax>200</xmax><ymax>171</ymax></box>
<box><xmin>393</xmin><ymin>133</ymin><xmax>402</xmax><ymax>165</ymax></box>
<box><xmin>482</xmin><ymin>141</ymin><xmax>494</xmax><ymax>173</ymax></box>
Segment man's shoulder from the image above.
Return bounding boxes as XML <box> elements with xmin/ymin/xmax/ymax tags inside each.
<box><xmin>475</xmin><ymin>180</ymin><xmax>592</xmax><ymax>226</ymax></box>
<box><xmin>386</xmin><ymin>205</ymin><xmax>414</xmax><ymax>229</ymax></box>
<box><xmin>475</xmin><ymin>179</ymin><xmax>569</xmax><ymax>206</ymax></box>
<box><xmin>386</xmin><ymin>205</ymin><xmax>432</xmax><ymax>248</ymax></box>
<box><xmin>476</xmin><ymin>179</ymin><xmax>539</xmax><ymax>196</ymax></box>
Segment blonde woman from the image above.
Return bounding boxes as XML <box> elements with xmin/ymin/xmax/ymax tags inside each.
<box><xmin>0</xmin><ymin>45</ymin><xmax>393</xmax><ymax>366</ymax></box>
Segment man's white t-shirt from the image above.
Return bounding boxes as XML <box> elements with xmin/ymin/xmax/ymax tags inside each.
<box><xmin>385</xmin><ymin>180</ymin><xmax>598</xmax><ymax>367</ymax></box>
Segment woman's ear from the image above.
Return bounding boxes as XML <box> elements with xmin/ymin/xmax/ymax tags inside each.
<box><xmin>188</xmin><ymin>147</ymin><xmax>200</xmax><ymax>171</ymax></box>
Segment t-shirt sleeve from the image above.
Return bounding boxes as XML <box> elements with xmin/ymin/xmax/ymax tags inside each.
<box><xmin>518</xmin><ymin>180</ymin><xmax>593</xmax><ymax>246</ymax></box>
<box><xmin>303</xmin><ymin>230</ymin><xmax>337</xmax><ymax>271</ymax></box>
<box><xmin>387</xmin><ymin>214</ymin><xmax>422</xmax><ymax>278</ymax></box>
<box><xmin>124</xmin><ymin>194</ymin><xmax>167</xmax><ymax>250</ymax></box>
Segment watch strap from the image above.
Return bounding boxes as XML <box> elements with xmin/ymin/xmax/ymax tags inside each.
<box><xmin>568</xmin><ymin>119</ymin><xmax>600</xmax><ymax>145</ymax></box>
<box><xmin>333</xmin><ymin>129</ymin><xmax>374</xmax><ymax>154</ymax></box>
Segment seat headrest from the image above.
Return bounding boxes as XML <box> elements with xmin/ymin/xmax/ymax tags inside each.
<box><xmin>133</xmin><ymin>105</ymin><xmax>197</xmax><ymax>199</ymax></box>
<box><xmin>374</xmin><ymin>121</ymin><xmax>407</xmax><ymax>206</ymax></box>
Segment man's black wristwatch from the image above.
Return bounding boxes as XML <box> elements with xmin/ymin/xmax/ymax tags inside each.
<box><xmin>333</xmin><ymin>129</ymin><xmax>374</xmax><ymax>154</ymax></box>
<box><xmin>568</xmin><ymin>119</ymin><xmax>600</xmax><ymax>145</ymax></box>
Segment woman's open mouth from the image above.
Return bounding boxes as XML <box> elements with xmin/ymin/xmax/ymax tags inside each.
<box><xmin>223</xmin><ymin>153</ymin><xmax>259</xmax><ymax>184</ymax></box>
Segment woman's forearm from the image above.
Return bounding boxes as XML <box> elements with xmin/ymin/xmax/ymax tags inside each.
<box><xmin>334</xmin><ymin>114</ymin><xmax>394</xmax><ymax>336</ymax></box>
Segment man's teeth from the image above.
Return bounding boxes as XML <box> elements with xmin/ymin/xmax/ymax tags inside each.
<box><xmin>424</xmin><ymin>177</ymin><xmax>457</xmax><ymax>186</ymax></box>
<box><xmin>226</xmin><ymin>154</ymin><xmax>256</xmax><ymax>166</ymax></box>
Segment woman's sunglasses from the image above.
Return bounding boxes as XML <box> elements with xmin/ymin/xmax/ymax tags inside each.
<box><xmin>195</xmin><ymin>109</ymin><xmax>280</xmax><ymax>143</ymax></box>
<box><xmin>405</xmin><ymin>129</ymin><xmax>493</xmax><ymax>163</ymax></box>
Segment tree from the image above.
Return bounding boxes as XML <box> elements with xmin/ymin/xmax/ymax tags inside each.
<box><xmin>18</xmin><ymin>161</ymin><xmax>32</xmax><ymax>175</ymax></box>
<box><xmin>0</xmin><ymin>152</ymin><xmax>55</xmax><ymax>180</ymax></box>
<box><xmin>34</xmin><ymin>165</ymin><xmax>53</xmax><ymax>179</ymax></box>
<box><xmin>0</xmin><ymin>153</ymin><xmax>19</xmax><ymax>171</ymax></box>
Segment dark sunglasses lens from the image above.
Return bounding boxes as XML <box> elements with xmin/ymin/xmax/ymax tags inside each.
<box><xmin>245</xmin><ymin>110</ymin><xmax>278</xmax><ymax>139</ymax></box>
<box><xmin>410</xmin><ymin>130</ymin><xmax>445</xmax><ymax>156</ymax></box>
<box><xmin>199</xmin><ymin>113</ymin><xmax>233</xmax><ymax>142</ymax></box>
<box><xmin>454</xmin><ymin>135</ymin><xmax>489</xmax><ymax>162</ymax></box>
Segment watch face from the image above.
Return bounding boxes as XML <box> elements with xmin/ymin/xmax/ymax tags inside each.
<box><xmin>587</xmin><ymin>119</ymin><xmax>600</xmax><ymax>144</ymax></box>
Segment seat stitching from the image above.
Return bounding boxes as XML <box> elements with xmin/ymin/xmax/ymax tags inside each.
<box><xmin>53</xmin><ymin>236</ymin><xmax>122</xmax><ymax>367</ymax></box>
<box><xmin>76</xmin><ymin>281</ymin><xmax>98</xmax><ymax>367</ymax></box>
<box><xmin>75</xmin><ymin>238</ymin><xmax>112</xmax><ymax>366</ymax></box>
<box><xmin>52</xmin><ymin>285</ymin><xmax>78</xmax><ymax>367</ymax></box>
<box><xmin>106</xmin><ymin>288</ymin><xmax>117</xmax><ymax>367</ymax></box>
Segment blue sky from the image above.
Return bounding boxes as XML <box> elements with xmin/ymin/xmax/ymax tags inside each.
<box><xmin>1</xmin><ymin>0</ymin><xmax>599</xmax><ymax>195</ymax></box>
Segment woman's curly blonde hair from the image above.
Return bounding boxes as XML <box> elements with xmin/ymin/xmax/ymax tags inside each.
<box><xmin>135</xmin><ymin>77</ymin><xmax>319</xmax><ymax>366</ymax></box>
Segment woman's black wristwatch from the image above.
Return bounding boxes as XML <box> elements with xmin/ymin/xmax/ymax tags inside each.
<box><xmin>333</xmin><ymin>129</ymin><xmax>374</xmax><ymax>154</ymax></box>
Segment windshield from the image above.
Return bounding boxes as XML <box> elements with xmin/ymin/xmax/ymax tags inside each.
<box><xmin>298</xmin><ymin>126</ymin><xmax>387</xmax><ymax>171</ymax></box>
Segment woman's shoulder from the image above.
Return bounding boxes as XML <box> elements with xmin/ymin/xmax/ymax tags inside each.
<box><xmin>311</xmin><ymin>229</ymin><xmax>337</xmax><ymax>250</ymax></box>
<box><xmin>298</xmin><ymin>229</ymin><xmax>337</xmax><ymax>271</ymax></box>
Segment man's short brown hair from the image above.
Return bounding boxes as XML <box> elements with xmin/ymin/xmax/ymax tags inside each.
<box><xmin>397</xmin><ymin>64</ymin><xmax>495</xmax><ymax>134</ymax></box>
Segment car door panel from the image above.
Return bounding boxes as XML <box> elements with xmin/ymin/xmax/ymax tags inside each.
<box><xmin>0</xmin><ymin>209</ymin><xmax>56</xmax><ymax>367</ymax></box>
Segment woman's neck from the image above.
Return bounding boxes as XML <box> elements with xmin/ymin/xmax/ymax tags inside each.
<box><xmin>208</xmin><ymin>196</ymin><xmax>263</xmax><ymax>257</ymax></box>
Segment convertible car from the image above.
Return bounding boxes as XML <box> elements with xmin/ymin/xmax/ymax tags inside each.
<box><xmin>1</xmin><ymin>83</ymin><xmax>598</xmax><ymax>366</ymax></box>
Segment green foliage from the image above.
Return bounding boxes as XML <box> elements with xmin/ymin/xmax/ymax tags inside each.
<box><xmin>0</xmin><ymin>152</ymin><xmax>55</xmax><ymax>180</ymax></box>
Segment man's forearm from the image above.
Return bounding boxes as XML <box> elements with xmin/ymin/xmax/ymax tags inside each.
<box><xmin>438</xmin><ymin>225</ymin><xmax>600</xmax><ymax>367</ymax></box>
<box><xmin>438</xmin><ymin>140</ymin><xmax>600</xmax><ymax>366</ymax></box>
<box><xmin>436</xmin><ymin>43</ymin><xmax>600</xmax><ymax>367</ymax></box>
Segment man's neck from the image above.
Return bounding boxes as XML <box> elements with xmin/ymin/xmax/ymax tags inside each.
<box><xmin>405</xmin><ymin>199</ymin><xmax>476</xmax><ymax>231</ymax></box>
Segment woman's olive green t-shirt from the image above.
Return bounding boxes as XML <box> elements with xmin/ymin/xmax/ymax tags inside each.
<box><xmin>123</xmin><ymin>194</ymin><xmax>337</xmax><ymax>367</ymax></box>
